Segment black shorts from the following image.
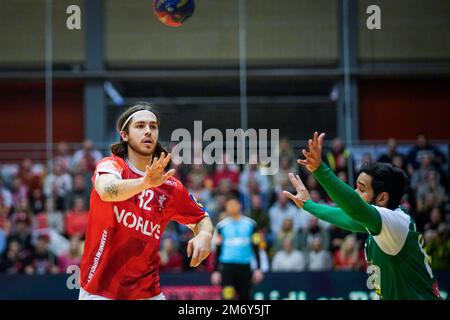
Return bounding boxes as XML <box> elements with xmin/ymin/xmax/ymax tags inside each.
<box><xmin>220</xmin><ymin>263</ymin><xmax>253</xmax><ymax>300</ymax></box>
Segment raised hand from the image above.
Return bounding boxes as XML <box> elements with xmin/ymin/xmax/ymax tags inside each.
<box><xmin>297</xmin><ymin>132</ymin><xmax>326</xmax><ymax>173</ymax></box>
<box><xmin>143</xmin><ymin>152</ymin><xmax>176</xmax><ymax>188</ymax></box>
<box><xmin>283</xmin><ymin>173</ymin><xmax>311</xmax><ymax>208</ymax></box>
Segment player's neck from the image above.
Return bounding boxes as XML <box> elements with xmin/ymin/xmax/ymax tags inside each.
<box><xmin>127</xmin><ymin>149</ymin><xmax>153</xmax><ymax>172</ymax></box>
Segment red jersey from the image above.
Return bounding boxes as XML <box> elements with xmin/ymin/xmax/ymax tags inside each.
<box><xmin>80</xmin><ymin>155</ymin><xmax>207</xmax><ymax>299</ymax></box>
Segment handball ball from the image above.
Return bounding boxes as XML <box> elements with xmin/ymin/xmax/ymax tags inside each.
<box><xmin>153</xmin><ymin>0</ymin><xmax>195</xmax><ymax>27</ymax></box>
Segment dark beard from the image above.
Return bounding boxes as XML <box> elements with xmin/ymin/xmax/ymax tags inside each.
<box><xmin>128</xmin><ymin>139</ymin><xmax>155</xmax><ymax>157</ymax></box>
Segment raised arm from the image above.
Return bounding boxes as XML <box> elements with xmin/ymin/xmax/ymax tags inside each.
<box><xmin>95</xmin><ymin>153</ymin><xmax>175</xmax><ymax>202</ymax></box>
<box><xmin>304</xmin><ymin>200</ymin><xmax>366</xmax><ymax>233</ymax></box>
<box><xmin>283</xmin><ymin>173</ymin><xmax>366</xmax><ymax>233</ymax></box>
<box><xmin>297</xmin><ymin>132</ymin><xmax>381</xmax><ymax>234</ymax></box>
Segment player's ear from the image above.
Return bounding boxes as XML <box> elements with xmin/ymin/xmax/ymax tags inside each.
<box><xmin>120</xmin><ymin>131</ymin><xmax>128</xmax><ymax>142</ymax></box>
<box><xmin>376</xmin><ymin>192</ymin><xmax>389</xmax><ymax>207</ymax></box>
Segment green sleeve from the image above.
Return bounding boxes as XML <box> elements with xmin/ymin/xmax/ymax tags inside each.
<box><xmin>303</xmin><ymin>200</ymin><xmax>367</xmax><ymax>233</ymax></box>
<box><xmin>312</xmin><ymin>163</ymin><xmax>382</xmax><ymax>235</ymax></box>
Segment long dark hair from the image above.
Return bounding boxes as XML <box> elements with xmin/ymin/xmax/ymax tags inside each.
<box><xmin>111</xmin><ymin>102</ymin><xmax>168</xmax><ymax>159</ymax></box>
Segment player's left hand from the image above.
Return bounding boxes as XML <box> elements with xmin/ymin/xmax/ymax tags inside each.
<box><xmin>297</xmin><ymin>131</ymin><xmax>326</xmax><ymax>172</ymax></box>
<box><xmin>252</xmin><ymin>269</ymin><xmax>264</xmax><ymax>284</ymax></box>
<box><xmin>283</xmin><ymin>173</ymin><xmax>311</xmax><ymax>208</ymax></box>
<box><xmin>187</xmin><ymin>231</ymin><xmax>212</xmax><ymax>267</ymax></box>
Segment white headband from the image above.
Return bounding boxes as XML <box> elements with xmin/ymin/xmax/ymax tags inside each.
<box><xmin>120</xmin><ymin>110</ymin><xmax>157</xmax><ymax>132</ymax></box>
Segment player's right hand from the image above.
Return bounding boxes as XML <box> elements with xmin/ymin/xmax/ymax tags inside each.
<box><xmin>211</xmin><ymin>271</ymin><xmax>222</xmax><ymax>285</ymax></box>
<box><xmin>283</xmin><ymin>173</ymin><xmax>311</xmax><ymax>208</ymax></box>
<box><xmin>297</xmin><ymin>131</ymin><xmax>325</xmax><ymax>172</ymax></box>
<box><xmin>142</xmin><ymin>152</ymin><xmax>176</xmax><ymax>188</ymax></box>
<box><xmin>252</xmin><ymin>270</ymin><xmax>264</xmax><ymax>284</ymax></box>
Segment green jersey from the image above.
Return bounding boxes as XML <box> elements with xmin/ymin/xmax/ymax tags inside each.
<box><xmin>364</xmin><ymin>206</ymin><xmax>440</xmax><ymax>300</ymax></box>
<box><xmin>303</xmin><ymin>163</ymin><xmax>442</xmax><ymax>300</ymax></box>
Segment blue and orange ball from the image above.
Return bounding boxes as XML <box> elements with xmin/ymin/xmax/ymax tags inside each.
<box><xmin>153</xmin><ymin>0</ymin><xmax>195</xmax><ymax>27</ymax></box>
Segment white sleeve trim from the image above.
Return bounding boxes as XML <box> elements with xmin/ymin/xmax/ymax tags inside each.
<box><xmin>373</xmin><ymin>206</ymin><xmax>410</xmax><ymax>256</ymax></box>
<box><xmin>94</xmin><ymin>169</ymin><xmax>122</xmax><ymax>182</ymax></box>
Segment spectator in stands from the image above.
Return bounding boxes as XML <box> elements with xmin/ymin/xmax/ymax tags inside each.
<box><xmin>307</xmin><ymin>237</ymin><xmax>332</xmax><ymax>271</ymax></box>
<box><xmin>271</xmin><ymin>218</ymin><xmax>298</xmax><ymax>254</ymax></box>
<box><xmin>297</xmin><ymin>216</ymin><xmax>330</xmax><ymax>252</ymax></box>
<box><xmin>333</xmin><ymin>234</ymin><xmax>364</xmax><ymax>271</ymax></box>
<box><xmin>329</xmin><ymin>225</ymin><xmax>350</xmax><ymax>254</ymax></box>
<box><xmin>271</xmin><ymin>238</ymin><xmax>306</xmax><ymax>272</ymax></box>
<box><xmin>239</xmin><ymin>159</ymin><xmax>270</xmax><ymax>210</ymax></box>
<box><xmin>159</xmin><ymin>237</ymin><xmax>184</xmax><ymax>273</ymax></box>
<box><xmin>269</xmin><ymin>191</ymin><xmax>307</xmax><ymax>236</ymax></box>
<box><xmin>7</xmin><ymin>212</ymin><xmax>33</xmax><ymax>254</ymax></box>
<box><xmin>336</xmin><ymin>170</ymin><xmax>348</xmax><ymax>184</ymax></box>
<box><xmin>43</xmin><ymin>162</ymin><xmax>72</xmax><ymax>211</ymax></box>
<box><xmin>10</xmin><ymin>177</ymin><xmax>28</xmax><ymax>210</ymax></box>
<box><xmin>424</xmin><ymin>208</ymin><xmax>444</xmax><ymax>232</ymax></box>
<box><xmin>70</xmin><ymin>174</ymin><xmax>90</xmax><ymax>210</ymax></box>
<box><xmin>34</xmin><ymin>197</ymin><xmax>64</xmax><ymax>235</ymax></box>
<box><xmin>378</xmin><ymin>138</ymin><xmax>404</xmax><ymax>165</ymax></box>
<box><xmin>407</xmin><ymin>133</ymin><xmax>446</xmax><ymax>174</ymax></box>
<box><xmin>358</xmin><ymin>152</ymin><xmax>374</xmax><ymax>171</ymax></box>
<box><xmin>187</xmin><ymin>165</ymin><xmax>214</xmax><ymax>216</ymax></box>
<box><xmin>54</xmin><ymin>142</ymin><xmax>72</xmax><ymax>173</ymax></box>
<box><xmin>57</xmin><ymin>236</ymin><xmax>83</xmax><ymax>272</ymax></box>
<box><xmin>249</xmin><ymin>193</ymin><xmax>270</xmax><ymax>234</ymax></box>
<box><xmin>426</xmin><ymin>223</ymin><xmax>450</xmax><ymax>270</ymax></box>
<box><xmin>213</xmin><ymin>155</ymin><xmax>240</xmax><ymax>192</ymax></box>
<box><xmin>72</xmin><ymin>139</ymin><xmax>103</xmax><ymax>173</ymax></box>
<box><xmin>23</xmin><ymin>234</ymin><xmax>59</xmax><ymax>275</ymax></box>
<box><xmin>411</xmin><ymin>154</ymin><xmax>437</xmax><ymax>190</ymax></box>
<box><xmin>326</xmin><ymin>137</ymin><xmax>351</xmax><ymax>173</ymax></box>
<box><xmin>29</xmin><ymin>187</ymin><xmax>45</xmax><ymax>214</ymax></box>
<box><xmin>272</xmin><ymin>156</ymin><xmax>295</xmax><ymax>194</ymax></box>
<box><xmin>309</xmin><ymin>189</ymin><xmax>325</xmax><ymax>205</ymax></box>
<box><xmin>392</xmin><ymin>154</ymin><xmax>407</xmax><ymax>172</ymax></box>
<box><xmin>278</xmin><ymin>137</ymin><xmax>296</xmax><ymax>168</ymax></box>
<box><xmin>0</xmin><ymin>177</ymin><xmax>13</xmax><ymax>212</ymax></box>
<box><xmin>0</xmin><ymin>240</ymin><xmax>26</xmax><ymax>274</ymax></box>
<box><xmin>305</xmin><ymin>175</ymin><xmax>326</xmax><ymax>200</ymax></box>
<box><xmin>65</xmin><ymin>197</ymin><xmax>88</xmax><ymax>239</ymax></box>
<box><xmin>18</xmin><ymin>158</ymin><xmax>42</xmax><ymax>191</ymax></box>
<box><xmin>416</xmin><ymin>170</ymin><xmax>447</xmax><ymax>213</ymax></box>
<box><xmin>208</xmin><ymin>193</ymin><xmax>227</xmax><ymax>226</ymax></box>
<box><xmin>186</xmin><ymin>164</ymin><xmax>212</xmax><ymax>191</ymax></box>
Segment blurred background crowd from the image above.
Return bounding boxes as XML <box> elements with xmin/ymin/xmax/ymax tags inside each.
<box><xmin>1</xmin><ymin>133</ymin><xmax>448</xmax><ymax>275</ymax></box>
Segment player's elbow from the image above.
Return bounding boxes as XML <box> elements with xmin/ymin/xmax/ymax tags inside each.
<box><xmin>97</xmin><ymin>191</ymin><xmax>110</xmax><ymax>202</ymax></box>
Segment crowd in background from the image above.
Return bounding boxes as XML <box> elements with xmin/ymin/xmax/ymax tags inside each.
<box><xmin>0</xmin><ymin>134</ymin><xmax>449</xmax><ymax>275</ymax></box>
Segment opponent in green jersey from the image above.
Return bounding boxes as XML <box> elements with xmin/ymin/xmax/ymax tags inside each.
<box><xmin>284</xmin><ymin>132</ymin><xmax>441</xmax><ymax>300</ymax></box>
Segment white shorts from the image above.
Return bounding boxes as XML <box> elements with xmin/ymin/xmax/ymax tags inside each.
<box><xmin>79</xmin><ymin>288</ymin><xmax>166</xmax><ymax>300</ymax></box>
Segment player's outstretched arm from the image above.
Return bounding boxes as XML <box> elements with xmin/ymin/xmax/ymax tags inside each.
<box><xmin>187</xmin><ymin>216</ymin><xmax>213</xmax><ymax>267</ymax></box>
<box><xmin>298</xmin><ymin>132</ymin><xmax>381</xmax><ymax>234</ymax></box>
<box><xmin>284</xmin><ymin>173</ymin><xmax>366</xmax><ymax>233</ymax></box>
<box><xmin>95</xmin><ymin>152</ymin><xmax>175</xmax><ymax>202</ymax></box>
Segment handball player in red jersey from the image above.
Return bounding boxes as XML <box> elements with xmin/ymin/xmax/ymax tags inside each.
<box><xmin>79</xmin><ymin>102</ymin><xmax>214</xmax><ymax>300</ymax></box>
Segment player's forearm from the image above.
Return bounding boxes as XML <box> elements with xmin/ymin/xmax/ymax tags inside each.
<box><xmin>192</xmin><ymin>216</ymin><xmax>214</xmax><ymax>237</ymax></box>
<box><xmin>303</xmin><ymin>200</ymin><xmax>366</xmax><ymax>233</ymax></box>
<box><xmin>96</xmin><ymin>176</ymin><xmax>147</xmax><ymax>202</ymax></box>
<box><xmin>312</xmin><ymin>163</ymin><xmax>381</xmax><ymax>233</ymax></box>
<box><xmin>252</xmin><ymin>243</ymin><xmax>261</xmax><ymax>269</ymax></box>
